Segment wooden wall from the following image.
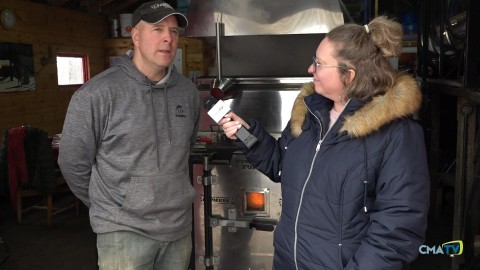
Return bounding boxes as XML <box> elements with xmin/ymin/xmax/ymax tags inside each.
<box><xmin>104</xmin><ymin>37</ymin><xmax>210</xmax><ymax>79</ymax></box>
<box><xmin>0</xmin><ymin>0</ymin><xmax>107</xmax><ymax>138</ymax></box>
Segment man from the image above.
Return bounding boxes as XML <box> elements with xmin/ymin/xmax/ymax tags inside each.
<box><xmin>58</xmin><ymin>1</ymin><xmax>200</xmax><ymax>269</ymax></box>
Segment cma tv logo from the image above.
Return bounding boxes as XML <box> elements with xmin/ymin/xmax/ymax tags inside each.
<box><xmin>419</xmin><ymin>240</ymin><xmax>463</xmax><ymax>257</ymax></box>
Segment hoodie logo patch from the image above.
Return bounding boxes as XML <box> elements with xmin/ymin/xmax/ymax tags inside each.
<box><xmin>176</xmin><ymin>105</ymin><xmax>186</xmax><ymax>118</ymax></box>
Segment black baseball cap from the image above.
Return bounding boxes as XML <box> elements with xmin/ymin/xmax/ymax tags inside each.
<box><xmin>132</xmin><ymin>0</ymin><xmax>188</xmax><ymax>28</ymax></box>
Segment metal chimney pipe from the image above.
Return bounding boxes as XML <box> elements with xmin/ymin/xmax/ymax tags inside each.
<box><xmin>215</xmin><ymin>21</ymin><xmax>224</xmax><ymax>80</ymax></box>
<box><xmin>210</xmin><ymin>20</ymin><xmax>234</xmax><ymax>99</ymax></box>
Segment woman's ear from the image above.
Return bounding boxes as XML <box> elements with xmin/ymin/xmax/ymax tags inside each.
<box><xmin>346</xmin><ymin>68</ymin><xmax>356</xmax><ymax>83</ymax></box>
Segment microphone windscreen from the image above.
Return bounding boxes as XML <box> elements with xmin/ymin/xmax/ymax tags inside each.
<box><xmin>210</xmin><ymin>87</ymin><xmax>225</xmax><ymax>99</ymax></box>
<box><xmin>204</xmin><ymin>96</ymin><xmax>218</xmax><ymax>109</ymax></box>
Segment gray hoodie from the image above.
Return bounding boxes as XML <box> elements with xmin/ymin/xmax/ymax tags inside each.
<box><xmin>58</xmin><ymin>51</ymin><xmax>200</xmax><ymax>241</ymax></box>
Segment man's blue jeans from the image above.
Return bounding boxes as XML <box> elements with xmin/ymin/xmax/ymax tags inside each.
<box><xmin>97</xmin><ymin>231</ymin><xmax>192</xmax><ymax>270</ymax></box>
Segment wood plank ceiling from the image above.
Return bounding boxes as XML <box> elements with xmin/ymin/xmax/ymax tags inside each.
<box><xmin>22</xmin><ymin>0</ymin><xmax>178</xmax><ymax>19</ymax></box>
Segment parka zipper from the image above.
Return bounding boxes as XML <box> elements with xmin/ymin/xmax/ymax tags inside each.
<box><xmin>293</xmin><ymin>99</ymin><xmax>352</xmax><ymax>269</ymax></box>
<box><xmin>293</xmin><ymin>104</ymin><xmax>329</xmax><ymax>270</ymax></box>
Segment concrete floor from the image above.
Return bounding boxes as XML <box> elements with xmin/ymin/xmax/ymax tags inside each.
<box><xmin>0</xmin><ymin>195</ymin><xmax>454</xmax><ymax>270</ymax></box>
<box><xmin>0</xmin><ymin>196</ymin><xmax>97</xmax><ymax>270</ymax></box>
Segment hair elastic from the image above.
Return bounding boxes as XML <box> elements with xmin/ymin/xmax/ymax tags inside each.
<box><xmin>364</xmin><ymin>24</ymin><xmax>370</xmax><ymax>33</ymax></box>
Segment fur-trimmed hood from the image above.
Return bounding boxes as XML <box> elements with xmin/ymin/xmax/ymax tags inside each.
<box><xmin>290</xmin><ymin>73</ymin><xmax>422</xmax><ymax>138</ymax></box>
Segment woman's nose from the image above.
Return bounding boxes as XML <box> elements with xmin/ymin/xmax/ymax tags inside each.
<box><xmin>307</xmin><ymin>64</ymin><xmax>314</xmax><ymax>74</ymax></box>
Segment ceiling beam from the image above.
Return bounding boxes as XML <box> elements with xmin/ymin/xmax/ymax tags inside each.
<box><xmin>111</xmin><ymin>0</ymin><xmax>139</xmax><ymax>13</ymax></box>
<box><xmin>48</xmin><ymin>0</ymin><xmax>72</xmax><ymax>6</ymax></box>
<box><xmin>93</xmin><ymin>0</ymin><xmax>115</xmax><ymax>10</ymax></box>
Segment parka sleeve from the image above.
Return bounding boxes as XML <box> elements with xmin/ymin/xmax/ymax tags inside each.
<box><xmin>58</xmin><ymin>89</ymin><xmax>102</xmax><ymax>207</ymax></box>
<box><xmin>346</xmin><ymin>120</ymin><xmax>430</xmax><ymax>270</ymax></box>
<box><xmin>240</xmin><ymin>120</ymin><xmax>290</xmax><ymax>183</ymax></box>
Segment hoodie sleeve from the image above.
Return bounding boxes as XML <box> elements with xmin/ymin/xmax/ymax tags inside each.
<box><xmin>190</xmin><ymin>88</ymin><xmax>201</xmax><ymax>144</ymax></box>
<box><xmin>58</xmin><ymin>88</ymin><xmax>102</xmax><ymax>207</ymax></box>
<box><xmin>346</xmin><ymin>120</ymin><xmax>430</xmax><ymax>270</ymax></box>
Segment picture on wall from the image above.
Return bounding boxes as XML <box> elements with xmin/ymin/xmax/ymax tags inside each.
<box><xmin>0</xmin><ymin>42</ymin><xmax>36</xmax><ymax>92</ymax></box>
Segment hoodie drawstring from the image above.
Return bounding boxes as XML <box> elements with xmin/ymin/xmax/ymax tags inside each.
<box><xmin>163</xmin><ymin>84</ymin><xmax>172</xmax><ymax>145</ymax></box>
<box><xmin>147</xmin><ymin>79</ymin><xmax>161</xmax><ymax>169</ymax></box>
<box><xmin>363</xmin><ymin>139</ymin><xmax>369</xmax><ymax>213</ymax></box>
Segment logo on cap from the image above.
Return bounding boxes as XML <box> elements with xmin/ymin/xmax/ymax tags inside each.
<box><xmin>151</xmin><ymin>3</ymin><xmax>172</xmax><ymax>10</ymax></box>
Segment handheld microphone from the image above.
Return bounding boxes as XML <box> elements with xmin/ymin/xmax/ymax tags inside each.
<box><xmin>205</xmin><ymin>96</ymin><xmax>258</xmax><ymax>149</ymax></box>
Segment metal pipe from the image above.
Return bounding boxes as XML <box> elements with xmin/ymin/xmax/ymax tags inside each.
<box><xmin>363</xmin><ymin>0</ymin><xmax>372</xmax><ymax>25</ymax></box>
<box><xmin>459</xmin><ymin>104</ymin><xmax>473</xmax><ymax>240</ymax></box>
<box><xmin>203</xmin><ymin>156</ymin><xmax>214</xmax><ymax>270</ymax></box>
<box><xmin>215</xmin><ymin>21</ymin><xmax>224</xmax><ymax>81</ymax></box>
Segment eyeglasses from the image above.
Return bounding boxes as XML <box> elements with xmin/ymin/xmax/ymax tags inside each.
<box><xmin>311</xmin><ymin>56</ymin><xmax>344</xmax><ymax>72</ymax></box>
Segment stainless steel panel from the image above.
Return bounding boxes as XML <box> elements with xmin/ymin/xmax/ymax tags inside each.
<box><xmin>193</xmin><ymin>153</ymin><xmax>282</xmax><ymax>270</ymax></box>
<box><xmin>198</xmin><ymin>77</ymin><xmax>309</xmax><ymax>134</ymax></box>
<box><xmin>217</xmin><ymin>35</ymin><xmax>323</xmax><ymax>77</ymax></box>
<box><xmin>186</xmin><ymin>0</ymin><xmax>343</xmax><ymax>36</ymax></box>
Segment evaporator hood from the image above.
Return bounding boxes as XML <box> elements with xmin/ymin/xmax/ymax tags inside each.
<box><xmin>185</xmin><ymin>0</ymin><xmax>344</xmax><ymax>36</ymax></box>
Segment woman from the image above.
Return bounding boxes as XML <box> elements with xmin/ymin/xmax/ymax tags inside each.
<box><xmin>219</xmin><ymin>16</ymin><xmax>429</xmax><ymax>269</ymax></box>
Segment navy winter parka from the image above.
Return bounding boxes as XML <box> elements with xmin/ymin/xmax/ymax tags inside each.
<box><xmin>241</xmin><ymin>74</ymin><xmax>430</xmax><ymax>270</ymax></box>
